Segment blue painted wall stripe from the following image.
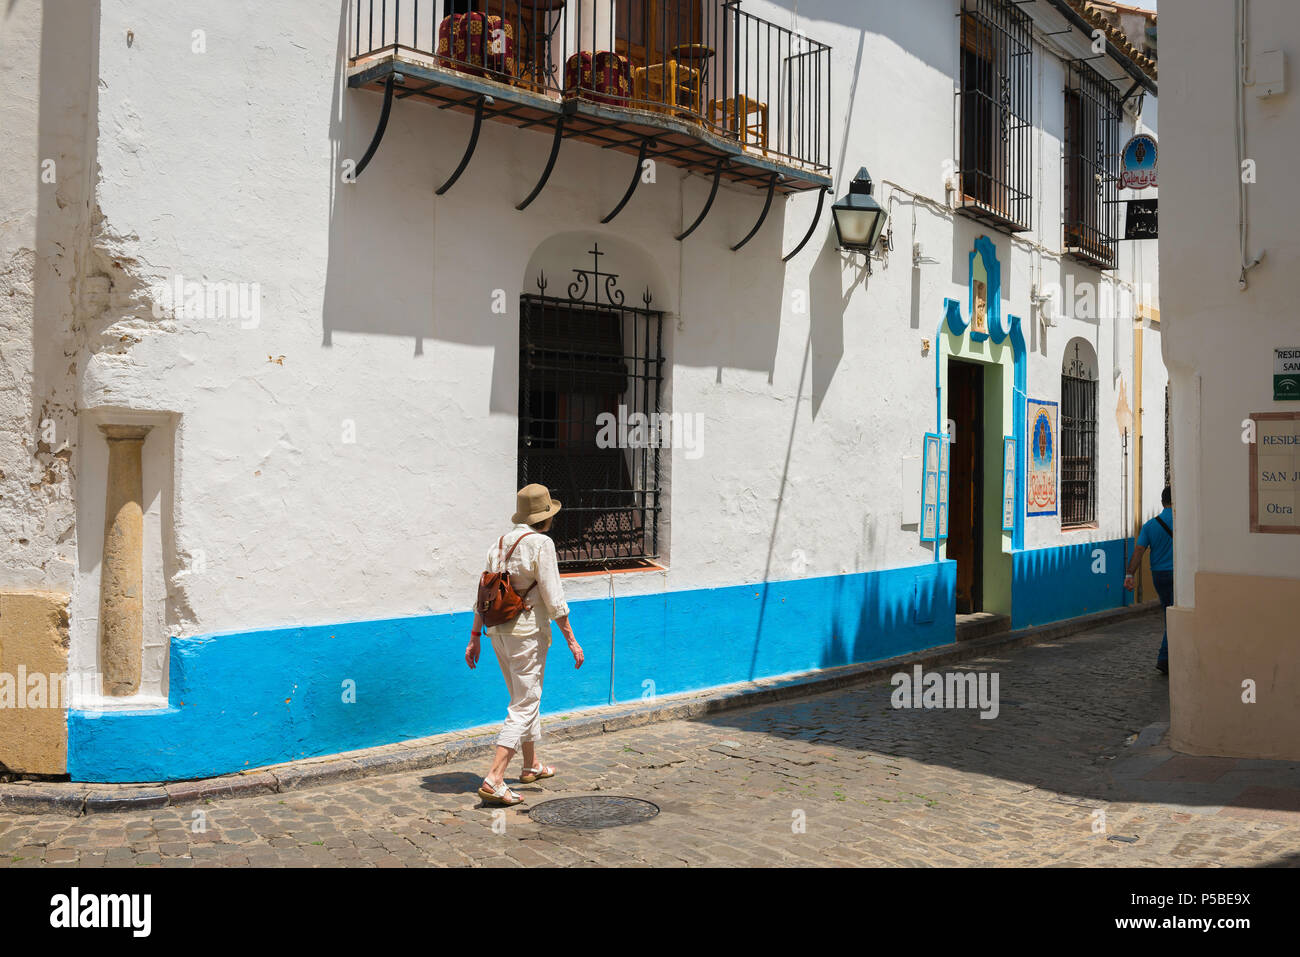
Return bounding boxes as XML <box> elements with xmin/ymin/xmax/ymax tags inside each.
<box><xmin>1011</xmin><ymin>537</ymin><xmax>1129</xmax><ymax>630</ymax></box>
<box><xmin>67</xmin><ymin>540</ymin><xmax>1127</xmax><ymax>783</ymax></box>
<box><xmin>68</xmin><ymin>561</ymin><xmax>957</xmax><ymax>783</ymax></box>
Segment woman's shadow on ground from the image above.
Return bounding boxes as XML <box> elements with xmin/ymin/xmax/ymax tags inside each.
<box><xmin>419</xmin><ymin>771</ymin><xmax>484</xmax><ymax>795</ymax></box>
<box><xmin>420</xmin><ymin>771</ymin><xmax>547</xmax><ymax>805</ymax></box>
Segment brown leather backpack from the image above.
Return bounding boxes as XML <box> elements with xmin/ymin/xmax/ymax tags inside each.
<box><xmin>475</xmin><ymin>532</ymin><xmax>536</xmax><ymax>627</ymax></box>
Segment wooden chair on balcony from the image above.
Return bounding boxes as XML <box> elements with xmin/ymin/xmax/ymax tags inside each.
<box><xmin>709</xmin><ymin>95</ymin><xmax>768</xmax><ymax>151</ymax></box>
<box><xmin>632</xmin><ymin>60</ymin><xmax>702</xmax><ymax>117</ymax></box>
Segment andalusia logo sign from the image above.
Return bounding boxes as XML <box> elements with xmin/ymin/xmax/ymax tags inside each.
<box><xmin>1276</xmin><ymin>348</ymin><xmax>1300</xmax><ymax>401</ymax></box>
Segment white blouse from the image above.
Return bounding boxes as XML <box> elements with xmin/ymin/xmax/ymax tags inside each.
<box><xmin>482</xmin><ymin>524</ymin><xmax>570</xmax><ymax>638</ymax></box>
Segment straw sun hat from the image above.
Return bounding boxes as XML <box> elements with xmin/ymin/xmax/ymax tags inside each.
<box><xmin>512</xmin><ymin>483</ymin><xmax>562</xmax><ymax>525</ymax></box>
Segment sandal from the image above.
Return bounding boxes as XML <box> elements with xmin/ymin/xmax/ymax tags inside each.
<box><xmin>520</xmin><ymin>764</ymin><xmax>555</xmax><ymax>784</ymax></box>
<box><xmin>478</xmin><ymin>779</ymin><xmax>524</xmax><ymax>806</ymax></box>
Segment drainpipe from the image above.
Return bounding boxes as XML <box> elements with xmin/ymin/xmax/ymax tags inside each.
<box><xmin>1133</xmin><ymin>316</ymin><xmax>1144</xmax><ymax>602</ymax></box>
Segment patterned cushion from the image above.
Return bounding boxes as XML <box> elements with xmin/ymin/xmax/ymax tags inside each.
<box><xmin>436</xmin><ymin>13</ymin><xmax>516</xmax><ymax>79</ymax></box>
<box><xmin>564</xmin><ymin>51</ymin><xmax>631</xmax><ymax>105</ymax></box>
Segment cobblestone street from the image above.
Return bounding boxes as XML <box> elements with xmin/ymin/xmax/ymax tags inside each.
<box><xmin>3</xmin><ymin>612</ymin><xmax>1298</xmax><ymax>867</ymax></box>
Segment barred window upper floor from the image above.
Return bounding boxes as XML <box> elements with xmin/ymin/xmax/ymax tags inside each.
<box><xmin>957</xmin><ymin>0</ymin><xmax>1034</xmax><ymax>234</ymax></box>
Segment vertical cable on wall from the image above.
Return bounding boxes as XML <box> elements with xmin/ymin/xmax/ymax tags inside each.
<box><xmin>1236</xmin><ymin>0</ymin><xmax>1263</xmax><ymax>288</ymax></box>
<box><xmin>607</xmin><ymin>567</ymin><xmax>616</xmax><ymax>704</ymax></box>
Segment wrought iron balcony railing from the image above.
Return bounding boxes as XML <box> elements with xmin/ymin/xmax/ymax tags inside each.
<box><xmin>349</xmin><ymin>0</ymin><xmax>831</xmax><ymax>178</ymax></box>
<box><xmin>1062</xmin><ymin>59</ymin><xmax>1120</xmax><ymax>270</ymax></box>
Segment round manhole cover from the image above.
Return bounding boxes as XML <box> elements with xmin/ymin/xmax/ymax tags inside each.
<box><xmin>529</xmin><ymin>796</ymin><xmax>660</xmax><ymax>828</ymax></box>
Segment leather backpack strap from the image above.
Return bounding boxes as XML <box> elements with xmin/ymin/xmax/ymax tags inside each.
<box><xmin>501</xmin><ymin>531</ymin><xmax>535</xmax><ymax>565</ymax></box>
<box><xmin>504</xmin><ymin>532</ymin><xmax>539</xmax><ymax>604</ymax></box>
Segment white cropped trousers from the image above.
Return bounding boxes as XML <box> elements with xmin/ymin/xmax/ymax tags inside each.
<box><xmin>489</xmin><ymin>627</ymin><xmax>551</xmax><ymax>750</ymax></box>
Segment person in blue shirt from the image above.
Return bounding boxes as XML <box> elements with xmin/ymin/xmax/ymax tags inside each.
<box><xmin>1125</xmin><ymin>486</ymin><xmax>1174</xmax><ymax>674</ymax></box>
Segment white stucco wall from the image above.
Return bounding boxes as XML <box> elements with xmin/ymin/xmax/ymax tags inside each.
<box><xmin>786</xmin><ymin>0</ymin><xmax>1163</xmax><ymax>555</ymax></box>
<box><xmin>1161</xmin><ymin>0</ymin><xmax>1300</xmax><ymax>602</ymax></box>
<box><xmin>3</xmin><ymin>0</ymin><xmax>1167</xmax><ymax>702</ymax></box>
<box><xmin>0</xmin><ymin>0</ymin><xmax>96</xmax><ymax>598</ymax></box>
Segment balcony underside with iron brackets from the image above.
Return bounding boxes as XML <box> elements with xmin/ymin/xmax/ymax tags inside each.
<box><xmin>347</xmin><ymin>53</ymin><xmax>831</xmax><ymax>199</ymax></box>
<box><xmin>345</xmin><ymin>1</ymin><xmax>833</xmax><ymax>252</ymax></box>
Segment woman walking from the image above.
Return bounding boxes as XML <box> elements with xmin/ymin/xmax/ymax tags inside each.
<box><xmin>466</xmin><ymin>484</ymin><xmax>584</xmax><ymax>806</ymax></box>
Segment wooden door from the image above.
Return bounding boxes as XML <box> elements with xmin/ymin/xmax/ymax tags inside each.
<box><xmin>616</xmin><ymin>0</ymin><xmax>650</xmax><ymax>66</ymax></box>
<box><xmin>948</xmin><ymin>360</ymin><xmax>984</xmax><ymax>614</ymax></box>
<box><xmin>616</xmin><ymin>0</ymin><xmax>701</xmax><ymax>68</ymax></box>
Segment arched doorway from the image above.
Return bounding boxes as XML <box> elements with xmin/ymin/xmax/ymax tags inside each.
<box><xmin>1060</xmin><ymin>337</ymin><xmax>1099</xmax><ymax>528</ymax></box>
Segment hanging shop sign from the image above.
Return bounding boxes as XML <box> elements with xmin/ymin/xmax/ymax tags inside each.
<box><xmin>1002</xmin><ymin>436</ymin><xmax>1017</xmax><ymax>531</ymax></box>
<box><xmin>1120</xmin><ymin>133</ymin><xmax>1158</xmax><ymax>190</ymax></box>
<box><xmin>1026</xmin><ymin>399</ymin><xmax>1058</xmax><ymax>517</ymax></box>
<box><xmin>920</xmin><ymin>432</ymin><xmax>950</xmax><ymax>543</ymax></box>
<box><xmin>1248</xmin><ymin>412</ymin><xmax>1300</xmax><ymax>533</ymax></box>
<box><xmin>1123</xmin><ymin>198</ymin><xmax>1158</xmax><ymax>239</ymax></box>
<box><xmin>1275</xmin><ymin>348</ymin><xmax>1300</xmax><ymax>401</ymax></box>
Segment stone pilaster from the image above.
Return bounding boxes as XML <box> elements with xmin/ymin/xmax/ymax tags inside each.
<box><xmin>97</xmin><ymin>425</ymin><xmax>151</xmax><ymax>697</ymax></box>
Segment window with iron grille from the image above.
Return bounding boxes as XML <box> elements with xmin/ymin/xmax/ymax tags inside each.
<box><xmin>518</xmin><ymin>246</ymin><xmax>664</xmax><ymax>570</ymax></box>
<box><xmin>1064</xmin><ymin>60</ymin><xmax>1120</xmax><ymax>269</ymax></box>
<box><xmin>958</xmin><ymin>0</ymin><xmax>1033</xmax><ymax>232</ymax></box>
<box><xmin>1060</xmin><ymin>343</ymin><xmax>1098</xmax><ymax>527</ymax></box>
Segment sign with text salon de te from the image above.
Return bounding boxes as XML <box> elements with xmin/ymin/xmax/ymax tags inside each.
<box><xmin>1120</xmin><ymin>133</ymin><xmax>1157</xmax><ymax>190</ymax></box>
<box><xmin>1249</xmin><ymin>412</ymin><xmax>1300</xmax><ymax>533</ymax></box>
<box><xmin>1026</xmin><ymin>399</ymin><xmax>1058</xmax><ymax>517</ymax></box>
<box><xmin>1276</xmin><ymin>348</ymin><xmax>1300</xmax><ymax>401</ymax></box>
